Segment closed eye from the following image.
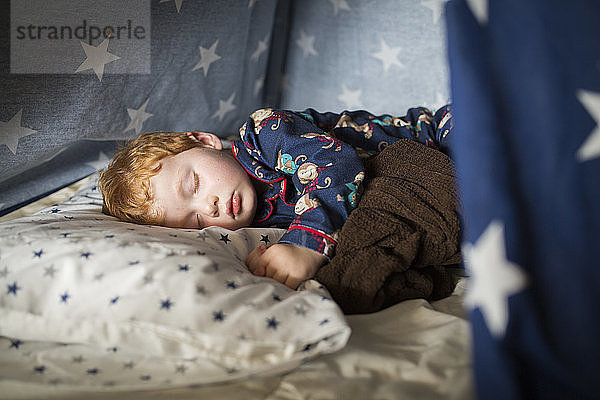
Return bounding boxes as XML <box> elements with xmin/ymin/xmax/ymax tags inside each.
<box><xmin>193</xmin><ymin>172</ymin><xmax>200</xmax><ymax>194</ymax></box>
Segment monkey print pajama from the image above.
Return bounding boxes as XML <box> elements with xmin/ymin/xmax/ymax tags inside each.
<box><xmin>230</xmin><ymin>105</ymin><xmax>454</xmax><ymax>259</ymax></box>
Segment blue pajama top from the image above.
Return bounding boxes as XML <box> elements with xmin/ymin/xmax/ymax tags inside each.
<box><xmin>230</xmin><ymin>106</ymin><xmax>454</xmax><ymax>259</ymax></box>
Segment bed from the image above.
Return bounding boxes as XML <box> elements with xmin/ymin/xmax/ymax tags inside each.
<box><xmin>2</xmin><ymin>1</ymin><xmax>474</xmax><ymax>397</ymax></box>
<box><xmin>0</xmin><ymin>174</ymin><xmax>473</xmax><ymax>399</ymax></box>
<box><xmin>3</xmin><ymin>0</ymin><xmax>597</xmax><ymax>398</ymax></box>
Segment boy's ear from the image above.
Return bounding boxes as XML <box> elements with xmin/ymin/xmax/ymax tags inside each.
<box><xmin>186</xmin><ymin>131</ymin><xmax>223</xmax><ymax>150</ymax></box>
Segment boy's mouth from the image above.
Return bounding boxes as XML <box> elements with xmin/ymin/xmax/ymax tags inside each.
<box><xmin>226</xmin><ymin>193</ymin><xmax>241</xmax><ymax>218</ymax></box>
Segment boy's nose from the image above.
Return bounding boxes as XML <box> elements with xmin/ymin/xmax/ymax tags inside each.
<box><xmin>204</xmin><ymin>195</ymin><xmax>219</xmax><ymax>217</ymax></box>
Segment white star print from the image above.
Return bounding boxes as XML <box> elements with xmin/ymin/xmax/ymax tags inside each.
<box><xmin>296</xmin><ymin>31</ymin><xmax>318</xmax><ymax>57</ymax></box>
<box><xmin>465</xmin><ymin>0</ymin><xmax>488</xmax><ymax>25</ymax></box>
<box><xmin>337</xmin><ymin>85</ymin><xmax>364</xmax><ymax>110</ymax></box>
<box><xmin>123</xmin><ymin>99</ymin><xmax>153</xmax><ymax>135</ymax></box>
<box><xmin>576</xmin><ymin>89</ymin><xmax>600</xmax><ymax>162</ymax></box>
<box><xmin>85</xmin><ymin>152</ymin><xmax>110</xmax><ymax>171</ymax></box>
<box><xmin>254</xmin><ymin>75</ymin><xmax>265</xmax><ymax>97</ymax></box>
<box><xmin>160</xmin><ymin>0</ymin><xmax>183</xmax><ymax>13</ymax></box>
<box><xmin>192</xmin><ymin>40</ymin><xmax>222</xmax><ymax>76</ymax></box>
<box><xmin>463</xmin><ymin>220</ymin><xmax>528</xmax><ymax>338</ymax></box>
<box><xmin>75</xmin><ymin>37</ymin><xmax>120</xmax><ymax>81</ymax></box>
<box><xmin>211</xmin><ymin>92</ymin><xmax>237</xmax><ymax>122</ymax></box>
<box><xmin>421</xmin><ymin>0</ymin><xmax>448</xmax><ymax>25</ymax></box>
<box><xmin>329</xmin><ymin>0</ymin><xmax>350</xmax><ymax>16</ymax></box>
<box><xmin>251</xmin><ymin>34</ymin><xmax>270</xmax><ymax>62</ymax></box>
<box><xmin>372</xmin><ymin>38</ymin><xmax>404</xmax><ymax>72</ymax></box>
<box><xmin>0</xmin><ymin>109</ymin><xmax>37</xmax><ymax>154</ymax></box>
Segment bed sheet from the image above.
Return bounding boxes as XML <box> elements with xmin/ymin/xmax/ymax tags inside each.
<box><xmin>0</xmin><ymin>174</ymin><xmax>473</xmax><ymax>400</ymax></box>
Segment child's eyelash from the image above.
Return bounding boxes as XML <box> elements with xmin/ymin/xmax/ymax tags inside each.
<box><xmin>196</xmin><ymin>213</ymin><xmax>203</xmax><ymax>228</ymax></box>
<box><xmin>193</xmin><ymin>172</ymin><xmax>200</xmax><ymax>193</ymax></box>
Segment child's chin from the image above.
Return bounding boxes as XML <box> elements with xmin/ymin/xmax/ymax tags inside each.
<box><xmin>230</xmin><ymin>222</ymin><xmax>248</xmax><ymax>231</ymax></box>
<box><xmin>230</xmin><ymin>218</ymin><xmax>252</xmax><ymax>231</ymax></box>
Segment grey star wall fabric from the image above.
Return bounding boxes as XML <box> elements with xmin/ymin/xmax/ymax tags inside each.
<box><xmin>0</xmin><ymin>0</ymin><xmax>450</xmax><ymax>215</ymax></box>
<box><xmin>1</xmin><ymin>0</ymin><xmax>278</xmax><ymax>214</ymax></box>
<box><xmin>277</xmin><ymin>0</ymin><xmax>450</xmax><ymax>113</ymax></box>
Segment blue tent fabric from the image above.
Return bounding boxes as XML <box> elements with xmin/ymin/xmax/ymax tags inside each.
<box><xmin>446</xmin><ymin>0</ymin><xmax>600</xmax><ymax>398</ymax></box>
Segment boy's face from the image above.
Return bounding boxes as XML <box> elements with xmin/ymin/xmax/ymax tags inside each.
<box><xmin>149</xmin><ymin>145</ymin><xmax>257</xmax><ymax>230</ymax></box>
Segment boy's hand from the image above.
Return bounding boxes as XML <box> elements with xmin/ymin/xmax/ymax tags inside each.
<box><xmin>246</xmin><ymin>243</ymin><xmax>327</xmax><ymax>289</ymax></box>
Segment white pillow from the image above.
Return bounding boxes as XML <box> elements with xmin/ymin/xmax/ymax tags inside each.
<box><xmin>0</xmin><ymin>174</ymin><xmax>350</xmax><ymax>390</ymax></box>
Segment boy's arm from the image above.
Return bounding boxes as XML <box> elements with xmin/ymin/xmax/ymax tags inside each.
<box><xmin>239</xmin><ymin>109</ymin><xmax>365</xmax><ymax>274</ymax></box>
<box><xmin>298</xmin><ymin>105</ymin><xmax>454</xmax><ymax>154</ymax></box>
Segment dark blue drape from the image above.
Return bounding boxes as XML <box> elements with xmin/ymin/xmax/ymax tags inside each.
<box><xmin>446</xmin><ymin>0</ymin><xmax>600</xmax><ymax>399</ymax></box>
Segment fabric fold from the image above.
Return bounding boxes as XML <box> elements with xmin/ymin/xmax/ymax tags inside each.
<box><xmin>315</xmin><ymin>139</ymin><xmax>462</xmax><ymax>314</ymax></box>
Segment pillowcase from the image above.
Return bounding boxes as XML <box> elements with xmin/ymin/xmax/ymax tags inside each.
<box><xmin>0</xmin><ymin>174</ymin><xmax>350</xmax><ymax>390</ymax></box>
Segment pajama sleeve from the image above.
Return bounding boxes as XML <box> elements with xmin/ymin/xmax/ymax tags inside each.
<box><xmin>240</xmin><ymin>108</ymin><xmax>365</xmax><ymax>259</ymax></box>
<box><xmin>297</xmin><ymin>105</ymin><xmax>454</xmax><ymax>154</ymax></box>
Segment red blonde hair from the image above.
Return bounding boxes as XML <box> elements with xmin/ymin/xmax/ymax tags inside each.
<box><xmin>98</xmin><ymin>132</ymin><xmax>205</xmax><ymax>225</ymax></box>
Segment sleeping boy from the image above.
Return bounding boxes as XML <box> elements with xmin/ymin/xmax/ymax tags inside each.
<box><xmin>98</xmin><ymin>106</ymin><xmax>454</xmax><ymax>290</ymax></box>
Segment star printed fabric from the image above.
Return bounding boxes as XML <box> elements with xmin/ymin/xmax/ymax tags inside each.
<box><xmin>278</xmin><ymin>0</ymin><xmax>450</xmax><ymax>116</ymax></box>
<box><xmin>1</xmin><ymin>0</ymin><xmax>277</xmax><ymax>215</ymax></box>
<box><xmin>446</xmin><ymin>0</ymin><xmax>600</xmax><ymax>399</ymax></box>
<box><xmin>0</xmin><ymin>174</ymin><xmax>350</xmax><ymax>390</ymax></box>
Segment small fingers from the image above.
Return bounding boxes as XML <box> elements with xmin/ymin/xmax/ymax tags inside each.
<box><xmin>246</xmin><ymin>244</ymin><xmax>267</xmax><ymax>275</ymax></box>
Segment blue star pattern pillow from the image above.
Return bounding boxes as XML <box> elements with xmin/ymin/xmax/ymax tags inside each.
<box><xmin>0</xmin><ymin>174</ymin><xmax>350</xmax><ymax>389</ymax></box>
